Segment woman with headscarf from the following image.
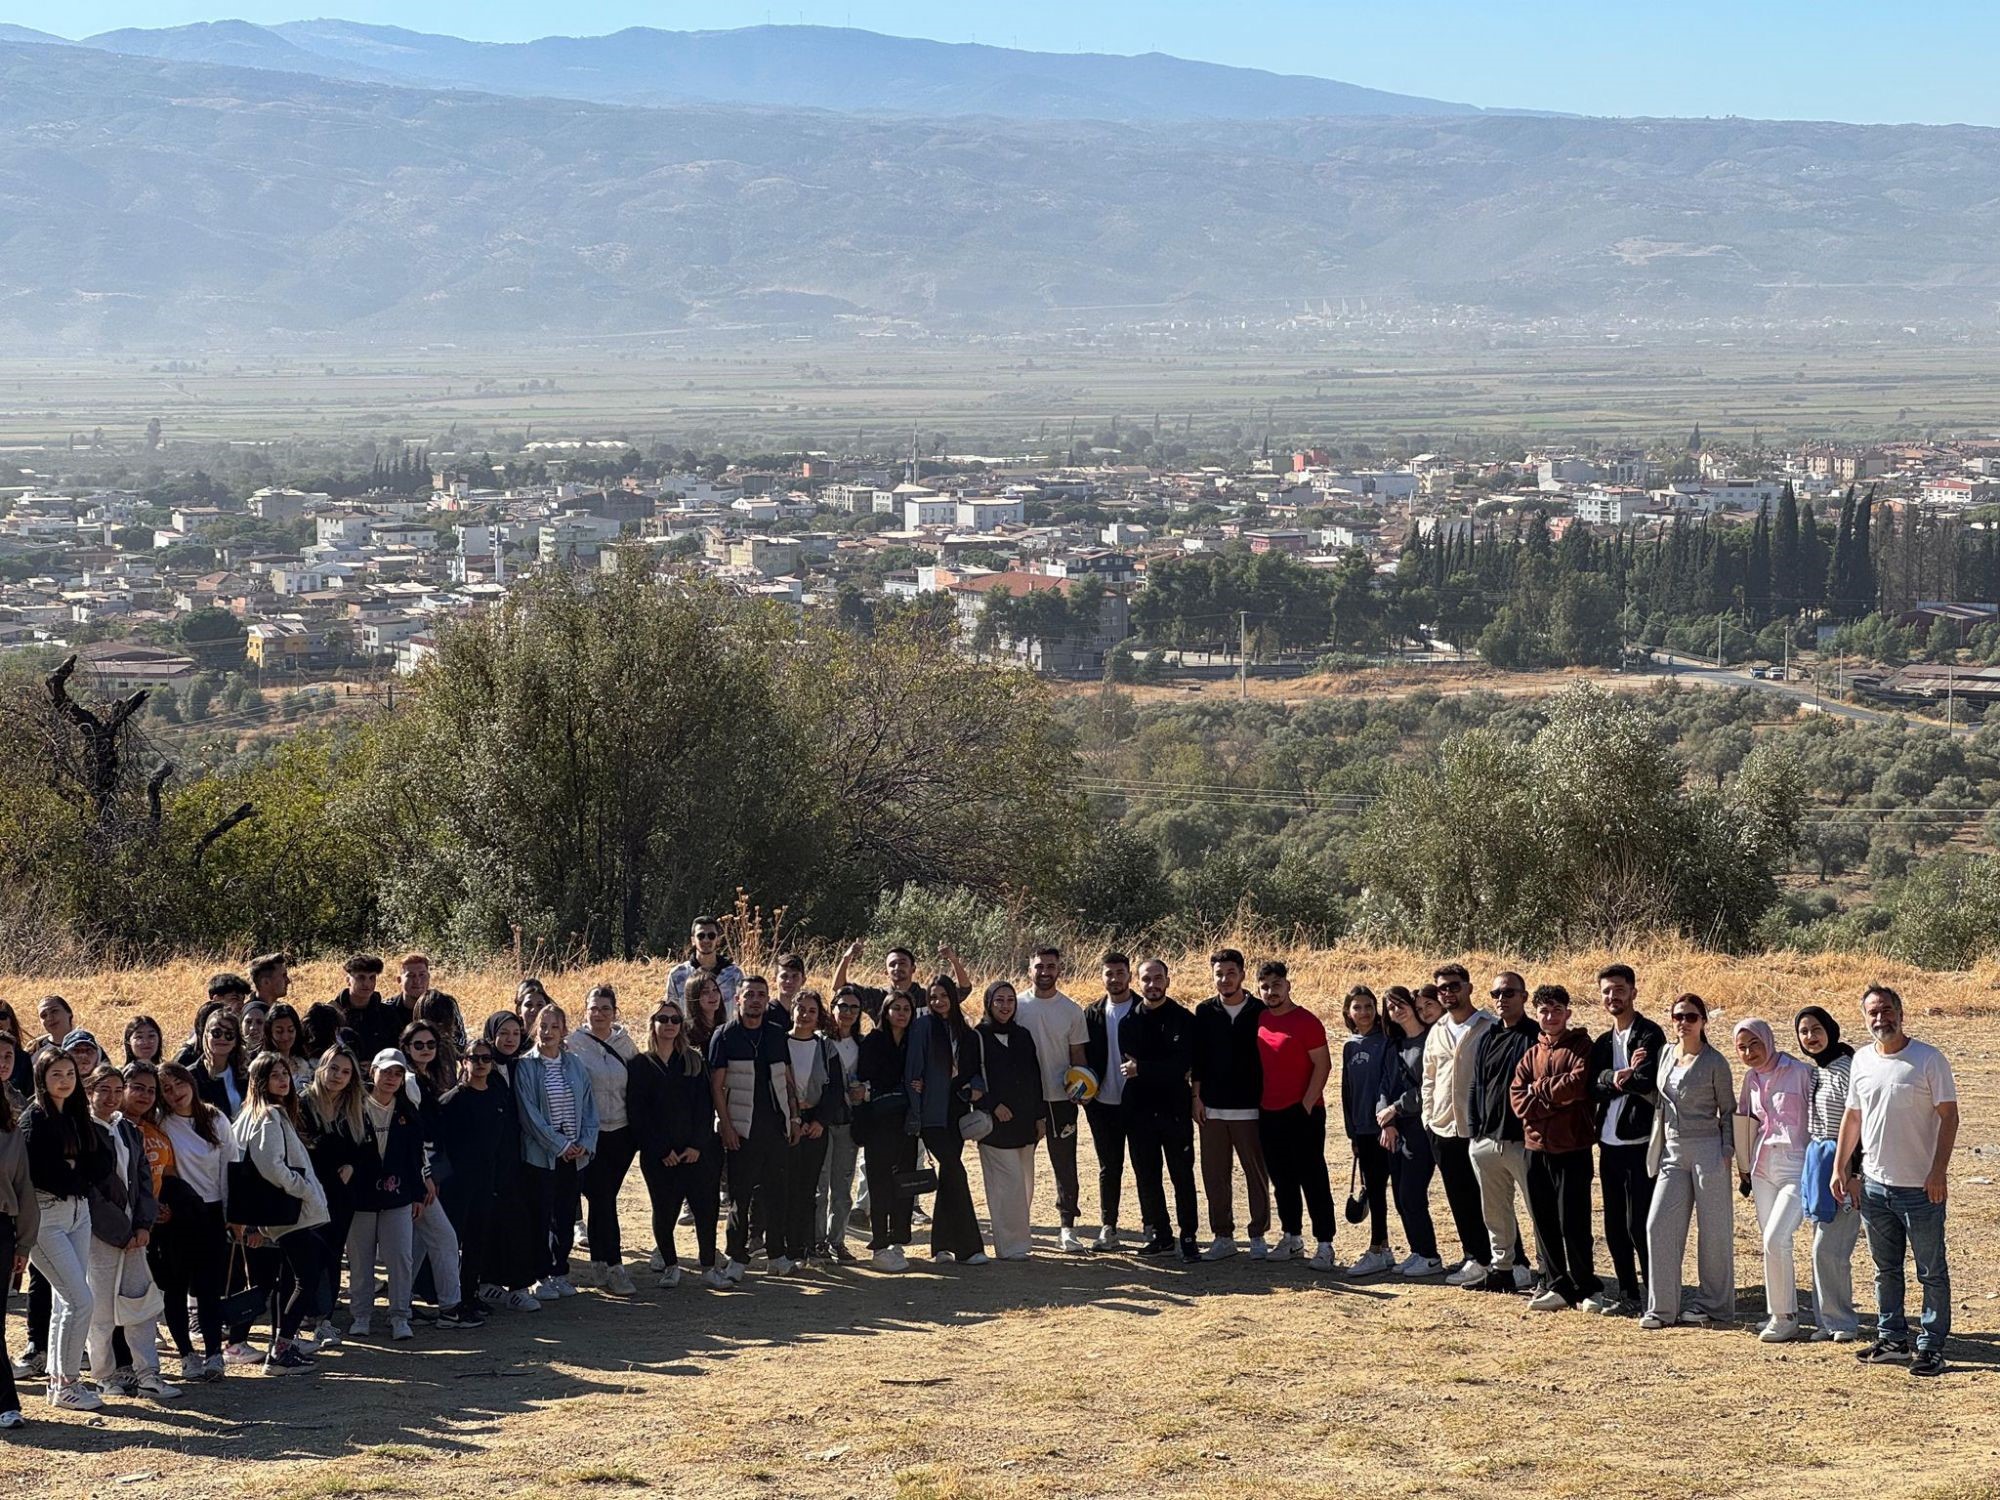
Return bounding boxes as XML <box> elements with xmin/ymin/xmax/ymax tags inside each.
<box><xmin>473</xmin><ymin>1012</ymin><xmax>550</xmax><ymax>1312</ymax></box>
<box><xmin>903</xmin><ymin>975</ymin><xmax>988</xmax><ymax>1265</ymax></box>
<box><xmin>974</xmin><ymin>981</ymin><xmax>1046</xmax><ymax>1262</ymax></box>
<box><xmin>1795</xmin><ymin>1005</ymin><xmax>1861</xmax><ymax>1342</ymax></box>
<box><xmin>1733</xmin><ymin>1017</ymin><xmax>1816</xmax><ymax>1343</ymax></box>
<box><xmin>1639</xmin><ymin>994</ymin><xmax>1735</xmax><ymax>1329</ymax></box>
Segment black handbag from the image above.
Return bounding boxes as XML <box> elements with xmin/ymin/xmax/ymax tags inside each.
<box><xmin>226</xmin><ymin>1158</ymin><xmax>302</xmax><ymax>1228</ymax></box>
<box><xmin>1343</xmin><ymin>1156</ymin><xmax>1368</xmax><ymax>1225</ymax></box>
<box><xmin>893</xmin><ymin>1168</ymin><xmax>939</xmax><ymax>1197</ymax></box>
<box><xmin>218</xmin><ymin>1236</ymin><xmax>269</xmax><ymax>1328</ymax></box>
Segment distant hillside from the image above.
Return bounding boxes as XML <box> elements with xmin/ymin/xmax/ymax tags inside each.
<box><xmin>77</xmin><ymin>18</ymin><xmax>1484</xmax><ymax>122</ymax></box>
<box><xmin>2</xmin><ymin>40</ymin><xmax>1998</xmax><ymax>346</ymax></box>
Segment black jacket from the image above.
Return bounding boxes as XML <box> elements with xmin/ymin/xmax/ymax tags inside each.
<box><xmin>852</xmin><ymin>1027</ymin><xmax>912</xmax><ymax>1145</ymax></box>
<box><xmin>349</xmin><ymin>1093</ymin><xmax>426</xmax><ymax>1211</ymax></box>
<box><xmin>191</xmin><ymin>1058</ymin><xmax>245</xmax><ymax>1120</ymax></box>
<box><xmin>304</xmin><ymin>991</ymin><xmax>413</xmax><ymax>1063</ymax></box>
<box><xmin>627</xmin><ymin>1050</ymin><xmax>719</xmax><ymax>1161</ymax></box>
<box><xmin>974</xmin><ymin>1024</ymin><xmax>1046</xmax><ymax>1150</ymax></box>
<box><xmin>1470</xmin><ymin>1015</ymin><xmax>1541</xmax><ymax>1143</ymax></box>
<box><xmin>436</xmin><ymin>1081</ymin><xmax>516</xmax><ymax>1205</ymax></box>
<box><xmin>1190</xmin><ymin>994</ymin><xmax>1265</xmax><ymax>1113</ymax></box>
<box><xmin>1117</xmin><ymin>999</ymin><xmax>1196</xmax><ymax>1119</ymax></box>
<box><xmin>23</xmin><ymin>1104</ymin><xmax>112</xmax><ymax>1201</ymax></box>
<box><xmin>303</xmin><ymin>1100</ymin><xmax>366</xmax><ymax>1221</ymax></box>
<box><xmin>1082</xmin><ymin>994</ymin><xmax>1139</xmax><ymax>1081</ymax></box>
<box><xmin>1589</xmin><ymin>1013</ymin><xmax>1667</xmax><ymax>1144</ymax></box>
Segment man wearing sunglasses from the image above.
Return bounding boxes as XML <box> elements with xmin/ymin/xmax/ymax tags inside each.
<box><xmin>1420</xmin><ymin>963</ymin><xmax>1498</xmax><ymax>1287</ymax></box>
<box><xmin>1467</xmin><ymin>972</ymin><xmax>1547</xmax><ymax>1294</ymax></box>
<box><xmin>1585</xmin><ymin>963</ymin><xmax>1665</xmax><ymax>1316</ymax></box>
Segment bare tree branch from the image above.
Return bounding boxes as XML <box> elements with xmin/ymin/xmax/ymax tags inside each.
<box><xmin>193</xmin><ymin>803</ymin><xmax>256</xmax><ymax>867</ymax></box>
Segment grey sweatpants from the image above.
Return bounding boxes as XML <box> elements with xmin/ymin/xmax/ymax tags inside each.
<box><xmin>1469</xmin><ymin>1136</ymin><xmax>1547</xmax><ymax>1274</ymax></box>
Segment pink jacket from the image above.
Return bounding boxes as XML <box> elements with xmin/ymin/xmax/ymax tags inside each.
<box><xmin>1738</xmin><ymin>1052</ymin><xmax>1814</xmax><ymax>1178</ymax></box>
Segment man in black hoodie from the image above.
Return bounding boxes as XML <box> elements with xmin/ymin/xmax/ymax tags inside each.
<box><xmin>305</xmin><ymin>954</ymin><xmax>413</xmax><ymax>1061</ymax></box>
<box><xmin>1467</xmin><ymin>971</ymin><xmax>1546</xmax><ymax>1294</ymax></box>
<box><xmin>1120</xmin><ymin>959</ymin><xmax>1199</xmax><ymax>1261</ymax></box>
<box><xmin>1585</xmin><ymin>962</ymin><xmax>1665</xmax><ymax>1315</ymax></box>
<box><xmin>1189</xmin><ymin>948</ymin><xmax>1270</xmax><ymax>1261</ymax></box>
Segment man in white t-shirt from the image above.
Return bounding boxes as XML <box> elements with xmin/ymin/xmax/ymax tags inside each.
<box><xmin>1832</xmin><ymin>983</ymin><xmax>1958</xmax><ymax>1377</ymax></box>
<box><xmin>1016</xmin><ymin>946</ymin><xmax>1089</xmax><ymax>1253</ymax></box>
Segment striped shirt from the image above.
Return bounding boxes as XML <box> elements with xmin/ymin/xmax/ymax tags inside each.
<box><xmin>544</xmin><ymin>1056</ymin><xmax>579</xmax><ymax>1141</ymax></box>
<box><xmin>1806</xmin><ymin>1051</ymin><xmax>1852</xmax><ymax>1142</ymax></box>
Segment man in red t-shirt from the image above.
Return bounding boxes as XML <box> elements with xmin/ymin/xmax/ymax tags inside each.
<box><xmin>1255</xmin><ymin>961</ymin><xmax>1340</xmax><ymax>1271</ymax></box>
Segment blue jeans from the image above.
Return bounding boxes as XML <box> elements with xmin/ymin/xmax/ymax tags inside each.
<box><xmin>1859</xmin><ymin>1178</ymin><xmax>1950</xmax><ymax>1353</ymax></box>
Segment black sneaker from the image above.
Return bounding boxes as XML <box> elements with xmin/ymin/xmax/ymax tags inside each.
<box><xmin>436</xmin><ymin>1305</ymin><xmax>478</xmax><ymax>1329</ymax></box>
<box><xmin>1135</xmin><ymin>1236</ymin><xmax>1176</xmax><ymax>1257</ymax></box>
<box><xmin>1911</xmin><ymin>1350</ymin><xmax>1947</xmax><ymax>1377</ymax></box>
<box><xmin>1177</xmin><ymin>1236</ymin><xmax>1199</xmax><ymax>1263</ymax></box>
<box><xmin>263</xmin><ymin>1345</ymin><xmax>317</xmax><ymax>1376</ymax></box>
<box><xmin>409</xmin><ymin>1304</ymin><xmax>440</xmax><ymax>1324</ymax></box>
<box><xmin>1856</xmin><ymin>1339</ymin><xmax>1912</xmax><ymax>1364</ymax></box>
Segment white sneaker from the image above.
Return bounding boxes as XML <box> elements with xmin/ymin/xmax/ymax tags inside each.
<box><xmin>348</xmin><ymin>1316</ymin><xmax>373</xmax><ymax>1338</ymax></box>
<box><xmin>499</xmin><ymin>1289</ymin><xmax>542</xmax><ymax>1312</ymax></box>
<box><xmin>649</xmin><ymin>1248</ymin><xmax>666</xmax><ymax>1272</ymax></box>
<box><xmin>1528</xmin><ymin>1289</ymin><xmax>1568</xmax><ymax>1311</ymax></box>
<box><xmin>311</xmin><ymin>1319</ymin><xmax>343</xmax><ymax>1349</ymax></box>
<box><xmin>657</xmin><ymin>1266</ymin><xmax>683</xmax><ymax>1290</ymax></box>
<box><xmin>569</xmin><ymin>1261</ymin><xmax>606</xmax><ymax>1289</ymax></box>
<box><xmin>768</xmin><ymin>1256</ymin><xmax>796</xmax><ymax>1275</ymax></box>
<box><xmin>552</xmin><ymin>1276</ymin><xmax>581</xmax><ymax>1297</ymax></box>
<box><xmin>223</xmin><ymin>1341</ymin><xmax>262</xmax><ymax>1366</ymax></box>
<box><xmin>605</xmin><ymin>1264</ymin><xmax>637</xmax><ymax>1296</ymax></box>
<box><xmin>1396</xmin><ymin>1254</ymin><xmax>1444</xmax><ymax>1278</ymax></box>
<box><xmin>574</xmin><ymin>1219</ymin><xmax>590</xmax><ymax>1251</ymax></box>
<box><xmin>1247</xmin><ymin>1237</ymin><xmax>1269</xmax><ymax>1260</ymax></box>
<box><xmin>390</xmin><ymin>1318</ymin><xmax>413</xmax><ymax>1341</ymax></box>
<box><xmin>722</xmin><ymin>1259</ymin><xmax>747</xmax><ymax>1284</ymax></box>
<box><xmin>964</xmin><ymin>1252</ymin><xmax>990</xmax><ymax>1265</ymax></box>
<box><xmin>1445</xmin><ymin>1258</ymin><xmax>1488</xmax><ymax>1287</ymax></box>
<box><xmin>1578</xmin><ymin>1290</ymin><xmax>1621</xmax><ymax>1315</ymax></box>
<box><xmin>531</xmin><ymin>1279</ymin><xmax>565</xmax><ymax>1302</ymax></box>
<box><xmin>1345</xmin><ymin>1247</ymin><xmax>1394</xmax><ymax>1277</ymax></box>
<box><xmin>0</xmin><ymin>1409</ymin><xmax>24</xmax><ymax>1428</ymax></box>
<box><xmin>1511</xmin><ymin>1264</ymin><xmax>1536</xmax><ymax>1291</ymax></box>
<box><xmin>478</xmin><ymin>1283</ymin><xmax>508</xmax><ymax>1303</ymax></box>
<box><xmin>1093</xmin><ymin>1227</ymin><xmax>1121</xmax><ymax>1251</ymax></box>
<box><xmin>136</xmin><ymin>1370</ymin><xmax>182</xmax><ymax>1400</ymax></box>
<box><xmin>179</xmin><ymin>1352</ymin><xmax>208</xmax><ymax>1383</ymax></box>
<box><xmin>871</xmin><ymin>1246</ymin><xmax>908</xmax><ymax>1273</ymax></box>
<box><xmin>1058</xmin><ymin>1227</ymin><xmax>1085</xmax><ymax>1254</ymax></box>
<box><xmin>678</xmin><ymin>1204</ymin><xmax>695</xmax><ymax>1227</ymax></box>
<box><xmin>1308</xmin><ymin>1242</ymin><xmax>1340</xmax><ymax>1272</ymax></box>
<box><xmin>1200</xmin><ymin>1237</ymin><xmax>1239</xmax><ymax>1262</ymax></box>
<box><xmin>1266</xmin><ymin>1236</ymin><xmax>1295</xmax><ymax>1263</ymax></box>
<box><xmin>1759</xmin><ymin>1316</ymin><xmax>1801</xmax><ymax>1344</ymax></box>
<box><xmin>929</xmin><ymin>1250</ymin><xmax>956</xmax><ymax>1264</ymax></box>
<box><xmin>702</xmin><ymin>1266</ymin><xmax>730</xmax><ymax>1289</ymax></box>
<box><xmin>46</xmin><ymin>1380</ymin><xmax>103</xmax><ymax>1412</ymax></box>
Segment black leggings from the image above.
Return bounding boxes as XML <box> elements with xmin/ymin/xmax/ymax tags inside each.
<box><xmin>780</xmin><ymin>1132</ymin><xmax>830</xmax><ymax>1261</ymax></box>
<box><xmin>255</xmin><ymin>1230</ymin><xmax>329</xmax><ymax>1342</ymax></box>
<box><xmin>639</xmin><ymin>1152</ymin><xmax>720</xmax><ymax>1269</ymax></box>
<box><xmin>0</xmin><ymin>1215</ymin><xmax>19</xmax><ymax>1413</ymax></box>
<box><xmin>526</xmin><ymin>1159</ymin><xmax>582</xmax><ymax>1277</ymax></box>
<box><xmin>1389</xmin><ymin>1123</ymin><xmax>1440</xmax><ymax>1261</ymax></box>
<box><xmin>581</xmin><ymin>1127</ymin><xmax>637</xmax><ymax>1266</ymax></box>
<box><xmin>861</xmin><ymin>1130</ymin><xmax>917</xmax><ymax>1250</ymax></box>
<box><xmin>150</xmin><ymin>1198</ymin><xmax>227</xmax><ymax>1358</ymax></box>
<box><xmin>1352</xmin><ymin>1135</ymin><xmax>1392</xmax><ymax>1246</ymax></box>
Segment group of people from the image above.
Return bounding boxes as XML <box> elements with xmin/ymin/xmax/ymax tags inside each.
<box><xmin>0</xmin><ymin>931</ymin><xmax>1963</xmax><ymax>1431</ymax></box>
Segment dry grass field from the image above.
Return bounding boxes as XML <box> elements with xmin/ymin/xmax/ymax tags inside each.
<box><xmin>11</xmin><ymin>938</ymin><xmax>2000</xmax><ymax>1500</ymax></box>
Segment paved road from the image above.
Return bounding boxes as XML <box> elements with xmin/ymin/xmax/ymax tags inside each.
<box><xmin>1653</xmin><ymin>653</ymin><xmax>1975</xmax><ymax>734</ymax></box>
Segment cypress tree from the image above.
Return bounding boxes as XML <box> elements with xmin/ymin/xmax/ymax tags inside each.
<box><xmin>1773</xmin><ymin>483</ymin><xmax>1800</xmax><ymax>612</ymax></box>
<box><xmin>1854</xmin><ymin>489</ymin><xmax>1876</xmax><ymax>617</ymax></box>
<box><xmin>1747</xmin><ymin>501</ymin><xmax>1773</xmax><ymax>624</ymax></box>
<box><xmin>1829</xmin><ymin>489</ymin><xmax>1855</xmax><ymax>618</ymax></box>
<box><xmin>1799</xmin><ymin>503</ymin><xmax>1829</xmax><ymax>611</ymax></box>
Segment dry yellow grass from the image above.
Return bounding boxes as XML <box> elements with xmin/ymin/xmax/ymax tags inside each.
<box><xmin>11</xmin><ymin>937</ymin><xmax>2000</xmax><ymax>1499</ymax></box>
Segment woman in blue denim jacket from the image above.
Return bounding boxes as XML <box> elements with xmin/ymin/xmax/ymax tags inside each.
<box><xmin>512</xmin><ymin>1005</ymin><xmax>599</xmax><ymax>1299</ymax></box>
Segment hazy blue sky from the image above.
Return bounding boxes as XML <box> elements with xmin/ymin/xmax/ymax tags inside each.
<box><xmin>9</xmin><ymin>1</ymin><xmax>1995</xmax><ymax>125</ymax></box>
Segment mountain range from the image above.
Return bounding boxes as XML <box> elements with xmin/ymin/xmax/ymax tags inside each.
<box><xmin>1</xmin><ymin>31</ymin><xmax>1997</xmax><ymax>347</ymax></box>
<box><xmin>19</xmin><ymin>18</ymin><xmax>1488</xmax><ymax>122</ymax></box>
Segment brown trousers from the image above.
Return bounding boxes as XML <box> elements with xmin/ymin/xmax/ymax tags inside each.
<box><xmin>1198</xmin><ymin>1116</ymin><xmax>1271</xmax><ymax>1239</ymax></box>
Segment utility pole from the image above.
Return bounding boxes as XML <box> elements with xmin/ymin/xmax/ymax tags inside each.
<box><xmin>1716</xmin><ymin>614</ymin><xmax>1724</xmax><ymax>669</ymax></box>
<box><xmin>1239</xmin><ymin>610</ymin><xmax>1249</xmax><ymax>702</ymax></box>
<box><xmin>1782</xmin><ymin>614</ymin><xmax>1790</xmax><ymax>683</ymax></box>
<box><xmin>1947</xmin><ymin>663</ymin><xmax>1955</xmax><ymax>728</ymax></box>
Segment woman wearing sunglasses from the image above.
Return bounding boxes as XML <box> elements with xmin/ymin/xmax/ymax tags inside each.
<box><xmin>627</xmin><ymin>1001</ymin><xmax>723</xmax><ymax>1287</ymax></box>
<box><xmin>437</xmin><ymin>1038</ymin><xmax>516</xmax><ymax>1320</ymax></box>
<box><xmin>1639</xmin><ymin>994</ymin><xmax>1736</xmax><ymax>1330</ymax></box>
